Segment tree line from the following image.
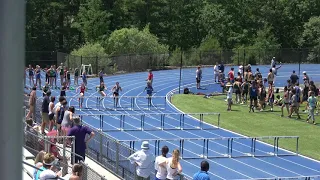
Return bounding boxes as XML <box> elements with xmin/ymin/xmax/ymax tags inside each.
<box><xmin>26</xmin><ymin>0</ymin><xmax>320</xmax><ymax>60</ymax></box>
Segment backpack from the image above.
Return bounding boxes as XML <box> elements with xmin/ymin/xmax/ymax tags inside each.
<box><xmin>184</xmin><ymin>88</ymin><xmax>190</xmax><ymax>94</ymax></box>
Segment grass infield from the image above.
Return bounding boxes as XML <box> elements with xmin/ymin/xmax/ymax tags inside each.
<box><xmin>171</xmin><ymin>94</ymin><xmax>320</xmax><ymax>160</ymax></box>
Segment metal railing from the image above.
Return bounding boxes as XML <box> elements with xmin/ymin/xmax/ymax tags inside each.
<box><xmin>78</xmin><ymin>112</ymin><xmax>220</xmax><ymax>131</ymax></box>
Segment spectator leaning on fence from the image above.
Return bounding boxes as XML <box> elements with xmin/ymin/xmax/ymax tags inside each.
<box><xmin>155</xmin><ymin>146</ymin><xmax>169</xmax><ymax>180</ymax></box>
<box><xmin>67</xmin><ymin>117</ymin><xmax>95</xmax><ymax>164</ymax></box>
<box><xmin>128</xmin><ymin>141</ymin><xmax>155</xmax><ymax>180</ymax></box>
<box><xmin>193</xmin><ymin>160</ymin><xmax>210</xmax><ymax>180</ymax></box>
<box><xmin>165</xmin><ymin>149</ymin><xmax>183</xmax><ymax>180</ymax></box>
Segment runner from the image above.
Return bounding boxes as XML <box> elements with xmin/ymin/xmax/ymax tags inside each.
<box><xmin>302</xmin><ymin>71</ymin><xmax>310</xmax><ymax>85</ymax></box>
<box><xmin>268</xmin><ymin>86</ymin><xmax>275</xmax><ymax>112</ymax></box>
<box><xmin>60</xmin><ymin>82</ymin><xmax>67</xmax><ymax>97</ymax></box>
<box><xmin>281</xmin><ymin>86</ymin><xmax>290</xmax><ymax>117</ymax></box>
<box><xmin>82</xmin><ymin>71</ymin><xmax>87</xmax><ymax>86</ymax></box>
<box><xmin>258</xmin><ymin>83</ymin><xmax>266</xmax><ymax>111</ymax></box>
<box><xmin>35</xmin><ymin>65</ymin><xmax>42</xmax><ymax>89</ymax></box>
<box><xmin>76</xmin><ymin>83</ymin><xmax>86</xmax><ymax>108</ymax></box>
<box><xmin>144</xmin><ymin>81</ymin><xmax>154</xmax><ymax>108</ymax></box>
<box><xmin>233</xmin><ymin>78</ymin><xmax>241</xmax><ymax>104</ymax></box>
<box><xmin>196</xmin><ymin>66</ymin><xmax>202</xmax><ymax>89</ymax></box>
<box><xmin>112</xmin><ymin>82</ymin><xmax>122</xmax><ymax>108</ymax></box>
<box><xmin>238</xmin><ymin>65</ymin><xmax>243</xmax><ymax>75</ymax></box>
<box><xmin>27</xmin><ymin>64</ymin><xmax>35</xmax><ymax>87</ymax></box>
<box><xmin>213</xmin><ymin>62</ymin><xmax>219</xmax><ymax>83</ymax></box>
<box><xmin>49</xmin><ymin>66</ymin><xmax>55</xmax><ymax>88</ymax></box>
<box><xmin>241</xmin><ymin>79</ymin><xmax>249</xmax><ymax>104</ymax></box>
<box><xmin>99</xmin><ymin>69</ymin><xmax>104</xmax><ymax>84</ymax></box>
<box><xmin>147</xmin><ymin>70</ymin><xmax>153</xmax><ymax>86</ymax></box>
<box><xmin>45</xmin><ymin>66</ymin><xmax>50</xmax><ymax>84</ymax></box>
<box><xmin>97</xmin><ymin>82</ymin><xmax>107</xmax><ymax>102</ymax></box>
<box><xmin>267</xmin><ymin>69</ymin><xmax>274</xmax><ymax>88</ymax></box>
<box><xmin>74</xmin><ymin>68</ymin><xmax>79</xmax><ymax>86</ymax></box>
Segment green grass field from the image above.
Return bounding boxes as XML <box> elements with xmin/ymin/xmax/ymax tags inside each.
<box><xmin>171</xmin><ymin>94</ymin><xmax>320</xmax><ymax>160</ymax></box>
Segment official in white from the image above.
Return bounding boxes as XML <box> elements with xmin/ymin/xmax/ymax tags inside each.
<box><xmin>128</xmin><ymin>141</ymin><xmax>155</xmax><ymax>180</ymax></box>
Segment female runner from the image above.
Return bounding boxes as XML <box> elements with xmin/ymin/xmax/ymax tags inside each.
<box><xmin>76</xmin><ymin>83</ymin><xmax>86</xmax><ymax>108</ymax></box>
<box><xmin>112</xmin><ymin>82</ymin><xmax>122</xmax><ymax>108</ymax></box>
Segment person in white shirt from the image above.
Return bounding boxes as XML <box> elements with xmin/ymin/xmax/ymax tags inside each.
<box><xmin>271</xmin><ymin>57</ymin><xmax>276</xmax><ymax>68</ymax></box>
<box><xmin>155</xmin><ymin>146</ymin><xmax>169</xmax><ymax>180</ymax></box>
<box><xmin>238</xmin><ymin>65</ymin><xmax>243</xmax><ymax>75</ymax></box>
<box><xmin>227</xmin><ymin>84</ymin><xmax>233</xmax><ymax>111</ymax></box>
<box><xmin>213</xmin><ymin>62</ymin><xmax>219</xmax><ymax>83</ymax></box>
<box><xmin>128</xmin><ymin>141</ymin><xmax>155</xmax><ymax>180</ymax></box>
<box><xmin>271</xmin><ymin>63</ymin><xmax>282</xmax><ymax>85</ymax></box>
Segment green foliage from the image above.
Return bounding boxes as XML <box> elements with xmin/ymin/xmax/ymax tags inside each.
<box><xmin>198</xmin><ymin>36</ymin><xmax>221</xmax><ymax>52</ymax></box>
<box><xmin>69</xmin><ymin>43</ymin><xmax>111</xmax><ymax>73</ymax></box>
<box><xmin>300</xmin><ymin>16</ymin><xmax>320</xmax><ymax>62</ymax></box>
<box><xmin>73</xmin><ymin>0</ymin><xmax>111</xmax><ymax>43</ymax></box>
<box><xmin>105</xmin><ymin>26</ymin><xmax>168</xmax><ymax>55</ymax></box>
<box><xmin>232</xmin><ymin>26</ymin><xmax>280</xmax><ymax>65</ymax></box>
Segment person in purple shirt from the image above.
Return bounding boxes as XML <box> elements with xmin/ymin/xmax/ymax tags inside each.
<box><xmin>67</xmin><ymin>117</ymin><xmax>95</xmax><ymax>163</ymax></box>
<box><xmin>193</xmin><ymin>160</ymin><xmax>210</xmax><ymax>180</ymax></box>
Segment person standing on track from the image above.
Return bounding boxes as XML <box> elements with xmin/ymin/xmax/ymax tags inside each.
<box><xmin>213</xmin><ymin>62</ymin><xmax>219</xmax><ymax>83</ymax></box>
<box><xmin>35</xmin><ymin>65</ymin><xmax>42</xmax><ymax>89</ymax></box>
<box><xmin>27</xmin><ymin>64</ymin><xmax>35</xmax><ymax>87</ymax></box>
<box><xmin>58</xmin><ymin>63</ymin><xmax>65</xmax><ymax>86</ymax></box>
<box><xmin>196</xmin><ymin>66</ymin><xmax>202</xmax><ymax>89</ymax></box>
<box><xmin>74</xmin><ymin>68</ymin><xmax>79</xmax><ymax>86</ymax></box>
<box><xmin>271</xmin><ymin>63</ymin><xmax>282</xmax><ymax>85</ymax></box>
<box><xmin>145</xmin><ymin>81</ymin><xmax>154</xmax><ymax>108</ymax></box>
<box><xmin>99</xmin><ymin>69</ymin><xmax>104</xmax><ymax>84</ymax></box>
<box><xmin>147</xmin><ymin>70</ymin><xmax>153</xmax><ymax>86</ymax></box>
<box><xmin>41</xmin><ymin>91</ymin><xmax>51</xmax><ymax>135</ymax></box>
<box><xmin>271</xmin><ymin>57</ymin><xmax>276</xmax><ymax>68</ymax></box>
<box><xmin>82</xmin><ymin>71</ymin><xmax>87</xmax><ymax>86</ymax></box>
<box><xmin>65</xmin><ymin>68</ymin><xmax>71</xmax><ymax>89</ymax></box>
<box><xmin>76</xmin><ymin>83</ymin><xmax>86</xmax><ymax>108</ymax></box>
<box><xmin>112</xmin><ymin>82</ymin><xmax>122</xmax><ymax>108</ymax></box>
<box><xmin>302</xmin><ymin>71</ymin><xmax>310</xmax><ymax>85</ymax></box>
<box><xmin>53</xmin><ymin>65</ymin><xmax>57</xmax><ymax>89</ymax></box>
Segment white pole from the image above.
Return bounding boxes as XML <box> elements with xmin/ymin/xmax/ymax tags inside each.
<box><xmin>0</xmin><ymin>0</ymin><xmax>25</xmax><ymax>179</ymax></box>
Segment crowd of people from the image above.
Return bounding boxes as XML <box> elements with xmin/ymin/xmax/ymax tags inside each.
<box><xmin>195</xmin><ymin>57</ymin><xmax>318</xmax><ymax>124</ymax></box>
<box><xmin>127</xmin><ymin>141</ymin><xmax>210</xmax><ymax>180</ymax></box>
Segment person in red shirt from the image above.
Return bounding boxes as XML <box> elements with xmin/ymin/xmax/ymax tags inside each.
<box><xmin>146</xmin><ymin>70</ymin><xmax>153</xmax><ymax>86</ymax></box>
<box><xmin>228</xmin><ymin>68</ymin><xmax>235</xmax><ymax>83</ymax></box>
<box><xmin>76</xmin><ymin>83</ymin><xmax>86</xmax><ymax>108</ymax></box>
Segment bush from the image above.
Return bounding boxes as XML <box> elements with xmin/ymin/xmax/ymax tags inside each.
<box><xmin>67</xmin><ymin>43</ymin><xmax>112</xmax><ymax>74</ymax></box>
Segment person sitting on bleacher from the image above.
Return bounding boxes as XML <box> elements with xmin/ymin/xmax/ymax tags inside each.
<box><xmin>33</xmin><ymin>151</ymin><xmax>46</xmax><ymax>179</ymax></box>
<box><xmin>63</xmin><ymin>163</ymin><xmax>83</xmax><ymax>180</ymax></box>
<box><xmin>35</xmin><ymin>153</ymin><xmax>61</xmax><ymax>180</ymax></box>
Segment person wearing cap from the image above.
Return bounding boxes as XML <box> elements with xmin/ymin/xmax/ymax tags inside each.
<box><xmin>193</xmin><ymin>160</ymin><xmax>210</xmax><ymax>180</ymax></box>
<box><xmin>303</xmin><ymin>71</ymin><xmax>309</xmax><ymax>84</ymax></box>
<box><xmin>127</xmin><ymin>141</ymin><xmax>155</xmax><ymax>180</ymax></box>
<box><xmin>35</xmin><ymin>153</ymin><xmax>61</xmax><ymax>180</ymax></box>
<box><xmin>155</xmin><ymin>146</ymin><xmax>169</xmax><ymax>180</ymax></box>
<box><xmin>290</xmin><ymin>70</ymin><xmax>299</xmax><ymax>86</ymax></box>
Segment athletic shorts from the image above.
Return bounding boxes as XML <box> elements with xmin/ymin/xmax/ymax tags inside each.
<box><xmin>235</xmin><ymin>90</ymin><xmax>241</xmax><ymax>94</ymax></box>
<box><xmin>242</xmin><ymin>91</ymin><xmax>248</xmax><ymax>95</ymax></box>
<box><xmin>196</xmin><ymin>78</ymin><xmax>201</xmax><ymax>83</ymax></box>
<box><xmin>49</xmin><ymin>113</ymin><xmax>54</xmax><ymax>120</ymax></box>
<box><xmin>113</xmin><ymin>92</ymin><xmax>119</xmax><ymax>96</ymax></box>
<box><xmin>41</xmin><ymin>112</ymin><xmax>49</xmax><ymax>123</ymax></box>
<box><xmin>268</xmin><ymin>81</ymin><xmax>273</xmax><ymax>85</ymax></box>
<box><xmin>250</xmin><ymin>96</ymin><xmax>257</xmax><ymax>101</ymax></box>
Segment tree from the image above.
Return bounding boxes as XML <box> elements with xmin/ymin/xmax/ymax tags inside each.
<box><xmin>105</xmin><ymin>26</ymin><xmax>168</xmax><ymax>55</ymax></box>
<box><xmin>300</xmin><ymin>16</ymin><xmax>320</xmax><ymax>62</ymax></box>
<box><xmin>73</xmin><ymin>0</ymin><xmax>111</xmax><ymax>43</ymax></box>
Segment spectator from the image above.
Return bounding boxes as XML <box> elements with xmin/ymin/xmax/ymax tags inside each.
<box><xmin>303</xmin><ymin>71</ymin><xmax>310</xmax><ymax>85</ymax></box>
<box><xmin>155</xmin><ymin>146</ymin><xmax>169</xmax><ymax>180</ymax></box>
<box><xmin>228</xmin><ymin>68</ymin><xmax>235</xmax><ymax>83</ymax></box>
<box><xmin>41</xmin><ymin>91</ymin><xmax>51</xmax><ymax>135</ymax></box>
<box><xmin>63</xmin><ymin>163</ymin><xmax>83</xmax><ymax>180</ymax></box>
<box><xmin>193</xmin><ymin>160</ymin><xmax>210</xmax><ymax>180</ymax></box>
<box><xmin>48</xmin><ymin>96</ymin><xmax>56</xmax><ymax>131</ymax></box>
<box><xmin>196</xmin><ymin>66</ymin><xmax>202</xmax><ymax>89</ymax></box>
<box><xmin>165</xmin><ymin>149</ymin><xmax>183</xmax><ymax>180</ymax></box>
<box><xmin>61</xmin><ymin>106</ymin><xmax>75</xmax><ymax>136</ymax></box>
<box><xmin>213</xmin><ymin>62</ymin><xmax>219</xmax><ymax>83</ymax></box>
<box><xmin>290</xmin><ymin>70</ymin><xmax>299</xmax><ymax>85</ymax></box>
<box><xmin>67</xmin><ymin>117</ymin><xmax>95</xmax><ymax>163</ymax></box>
<box><xmin>218</xmin><ymin>62</ymin><xmax>224</xmax><ymax>74</ymax></box>
<box><xmin>26</xmin><ymin>86</ymin><xmax>36</xmax><ymax>120</ymax></box>
<box><xmin>128</xmin><ymin>141</ymin><xmax>155</xmax><ymax>180</ymax></box>
<box><xmin>56</xmin><ymin>99</ymin><xmax>68</xmax><ymax>137</ymax></box>
<box><xmin>25</xmin><ymin>118</ymin><xmax>38</xmax><ymax>147</ymax></box>
<box><xmin>33</xmin><ymin>151</ymin><xmax>46</xmax><ymax>179</ymax></box>
<box><xmin>35</xmin><ymin>153</ymin><xmax>61</xmax><ymax>180</ymax></box>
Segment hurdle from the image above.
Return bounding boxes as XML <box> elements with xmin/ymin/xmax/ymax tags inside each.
<box><xmin>79</xmin><ymin>112</ymin><xmax>221</xmax><ymax>131</ymax></box>
<box><xmin>36</xmin><ymin>96</ymin><xmax>167</xmax><ymax>111</ymax></box>
<box><xmin>118</xmin><ymin>136</ymin><xmax>299</xmax><ymax>159</ymax></box>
